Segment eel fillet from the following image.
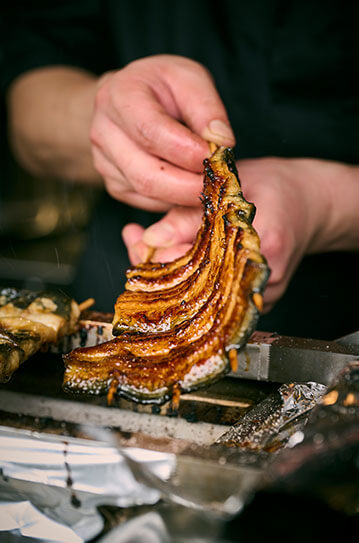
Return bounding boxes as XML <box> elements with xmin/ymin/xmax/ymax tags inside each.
<box><xmin>63</xmin><ymin>147</ymin><xmax>269</xmax><ymax>404</ymax></box>
<box><xmin>0</xmin><ymin>288</ymin><xmax>80</xmax><ymax>382</ymax></box>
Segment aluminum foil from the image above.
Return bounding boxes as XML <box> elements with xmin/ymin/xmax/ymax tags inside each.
<box><xmin>267</xmin><ymin>362</ymin><xmax>359</xmax><ymax>515</ymax></box>
<box><xmin>0</xmin><ymin>382</ymin><xmax>329</xmax><ymax>541</ymax></box>
<box><xmin>0</xmin><ymin>501</ymin><xmax>83</xmax><ymax>542</ymax></box>
<box><xmin>216</xmin><ymin>382</ymin><xmax>327</xmax><ymax>451</ymax></box>
<box><xmin>0</xmin><ymin>426</ymin><xmax>175</xmax><ymax>542</ymax></box>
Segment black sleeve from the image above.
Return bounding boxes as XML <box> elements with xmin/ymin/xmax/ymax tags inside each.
<box><xmin>1</xmin><ymin>0</ymin><xmax>114</xmax><ymax>91</ymax></box>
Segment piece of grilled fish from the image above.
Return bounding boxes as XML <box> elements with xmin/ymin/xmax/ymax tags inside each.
<box><xmin>63</xmin><ymin>147</ymin><xmax>269</xmax><ymax>404</ymax></box>
<box><xmin>0</xmin><ymin>287</ymin><xmax>80</xmax><ymax>382</ymax></box>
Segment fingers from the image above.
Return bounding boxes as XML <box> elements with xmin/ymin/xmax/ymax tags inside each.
<box><xmin>122</xmin><ymin>223</ymin><xmax>147</xmax><ymax>265</ymax></box>
<box><xmin>91</xmin><ymin>56</ymin><xmax>235</xmax><ymax>214</ymax></box>
<box><xmin>122</xmin><ymin>223</ymin><xmax>193</xmax><ymax>265</ymax></box>
<box><xmin>161</xmin><ymin>57</ymin><xmax>235</xmax><ymax>147</ymax></box>
<box><xmin>123</xmin><ymin>206</ymin><xmax>201</xmax><ymax>266</ymax></box>
<box><xmin>152</xmin><ymin>243</ymin><xmax>193</xmax><ymax>263</ymax></box>
<box><xmin>142</xmin><ymin>206</ymin><xmax>202</xmax><ymax>247</ymax></box>
<box><xmin>96</xmin><ymin>56</ymin><xmax>235</xmax><ymax>173</ymax></box>
<box><xmin>91</xmin><ymin>114</ymin><xmax>204</xmax><ymax>207</ymax></box>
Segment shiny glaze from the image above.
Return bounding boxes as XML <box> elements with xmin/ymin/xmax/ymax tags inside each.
<box><xmin>63</xmin><ymin>147</ymin><xmax>269</xmax><ymax>404</ymax></box>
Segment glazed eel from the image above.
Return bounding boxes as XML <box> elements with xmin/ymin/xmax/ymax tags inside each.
<box><xmin>63</xmin><ymin>147</ymin><xmax>269</xmax><ymax>404</ymax></box>
<box><xmin>0</xmin><ymin>288</ymin><xmax>80</xmax><ymax>382</ymax></box>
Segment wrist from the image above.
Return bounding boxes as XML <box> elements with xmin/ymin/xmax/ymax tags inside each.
<box><xmin>8</xmin><ymin>67</ymin><xmax>101</xmax><ymax>183</ymax></box>
<box><xmin>295</xmin><ymin>158</ymin><xmax>359</xmax><ymax>254</ymax></box>
<box><xmin>323</xmin><ymin>162</ymin><xmax>359</xmax><ymax>251</ymax></box>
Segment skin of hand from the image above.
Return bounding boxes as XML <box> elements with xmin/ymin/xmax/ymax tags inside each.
<box><xmin>122</xmin><ymin>157</ymin><xmax>359</xmax><ymax>312</ymax></box>
<box><xmin>90</xmin><ymin>55</ymin><xmax>235</xmax><ymax>211</ymax></box>
<box><xmin>7</xmin><ymin>55</ymin><xmax>234</xmax><ymax>191</ymax></box>
<box><xmin>8</xmin><ymin>58</ymin><xmax>359</xmax><ymax>312</ymax></box>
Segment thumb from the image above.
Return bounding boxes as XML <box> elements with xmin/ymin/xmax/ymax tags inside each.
<box><xmin>142</xmin><ymin>206</ymin><xmax>202</xmax><ymax>248</ymax></box>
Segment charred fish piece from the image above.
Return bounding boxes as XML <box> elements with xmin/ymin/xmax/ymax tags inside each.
<box><xmin>64</xmin><ymin>146</ymin><xmax>269</xmax><ymax>404</ymax></box>
<box><xmin>0</xmin><ymin>288</ymin><xmax>80</xmax><ymax>382</ymax></box>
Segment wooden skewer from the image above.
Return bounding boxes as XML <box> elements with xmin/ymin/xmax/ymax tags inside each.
<box><xmin>145</xmin><ymin>246</ymin><xmax>155</xmax><ymax>263</ymax></box>
<box><xmin>228</xmin><ymin>348</ymin><xmax>238</xmax><ymax>373</ymax></box>
<box><xmin>78</xmin><ymin>298</ymin><xmax>95</xmax><ymax>312</ymax></box>
<box><xmin>141</xmin><ymin>143</ymin><xmax>217</xmax><ymax>267</ymax></box>
<box><xmin>208</xmin><ymin>141</ymin><xmax>218</xmax><ymax>154</ymax></box>
<box><xmin>107</xmin><ymin>377</ymin><xmax>119</xmax><ymax>406</ymax></box>
<box><xmin>252</xmin><ymin>293</ymin><xmax>263</xmax><ymax>313</ymax></box>
<box><xmin>171</xmin><ymin>384</ymin><xmax>181</xmax><ymax>411</ymax></box>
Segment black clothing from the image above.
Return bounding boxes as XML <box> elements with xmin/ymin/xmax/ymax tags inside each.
<box><xmin>1</xmin><ymin>1</ymin><xmax>359</xmax><ymax>338</ymax></box>
<box><xmin>2</xmin><ymin>1</ymin><xmax>359</xmax><ymax>163</ymax></box>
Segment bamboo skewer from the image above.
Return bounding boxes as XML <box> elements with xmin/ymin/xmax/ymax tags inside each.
<box><xmin>208</xmin><ymin>141</ymin><xmax>218</xmax><ymax>154</ymax></box>
<box><xmin>145</xmin><ymin>246</ymin><xmax>155</xmax><ymax>263</ymax></box>
<box><xmin>78</xmin><ymin>298</ymin><xmax>95</xmax><ymax>312</ymax></box>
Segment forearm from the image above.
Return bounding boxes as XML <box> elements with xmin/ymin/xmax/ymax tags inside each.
<box><xmin>7</xmin><ymin>66</ymin><xmax>102</xmax><ymax>183</ymax></box>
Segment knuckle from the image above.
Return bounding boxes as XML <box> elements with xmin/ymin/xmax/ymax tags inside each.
<box><xmin>89</xmin><ymin>123</ymin><xmax>100</xmax><ymax>147</ymax></box>
<box><xmin>195</xmin><ymin>61</ymin><xmax>212</xmax><ymax>79</ymax></box>
<box><xmin>262</xmin><ymin>228</ymin><xmax>290</xmax><ymax>283</ymax></box>
<box><xmin>178</xmin><ymin>56</ymin><xmax>210</xmax><ymax>76</ymax></box>
<box><xmin>134</xmin><ymin>172</ymin><xmax>153</xmax><ymax>198</ymax></box>
<box><xmin>94</xmin><ymin>82</ymin><xmax>108</xmax><ymax>111</ymax></box>
<box><xmin>189</xmin><ymin>60</ymin><xmax>214</xmax><ymax>85</ymax></box>
<box><xmin>264</xmin><ymin>228</ymin><xmax>287</xmax><ymax>259</ymax></box>
<box><xmin>105</xmin><ymin>180</ymin><xmax>122</xmax><ymax>200</ymax></box>
<box><xmin>134</xmin><ymin>118</ymin><xmax>157</xmax><ymax>150</ymax></box>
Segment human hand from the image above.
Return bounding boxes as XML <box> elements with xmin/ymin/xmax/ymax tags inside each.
<box><xmin>123</xmin><ymin>157</ymin><xmax>335</xmax><ymax>312</ymax></box>
<box><xmin>90</xmin><ymin>55</ymin><xmax>235</xmax><ymax>211</ymax></box>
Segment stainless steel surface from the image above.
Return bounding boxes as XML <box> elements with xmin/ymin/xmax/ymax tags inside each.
<box><xmin>120</xmin><ymin>449</ymin><xmax>261</xmax><ymax>517</ymax></box>
<box><xmin>0</xmin><ymin>391</ymin><xmax>226</xmax><ymax>446</ymax></box>
<box><xmin>84</xmin><ymin>425</ymin><xmax>262</xmax><ymax>517</ymax></box>
<box><xmin>0</xmin><ymin>348</ymin><xmax>275</xmax><ymax>439</ymax></box>
<box><xmin>233</xmin><ymin>331</ymin><xmax>359</xmax><ymax>385</ymax></box>
<box><xmin>336</xmin><ymin>330</ymin><xmax>359</xmax><ymax>348</ymax></box>
<box><xmin>54</xmin><ymin>320</ymin><xmax>359</xmax><ymax>386</ymax></box>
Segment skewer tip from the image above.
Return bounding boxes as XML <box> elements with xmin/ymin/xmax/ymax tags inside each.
<box><xmin>208</xmin><ymin>141</ymin><xmax>218</xmax><ymax>155</ymax></box>
<box><xmin>78</xmin><ymin>298</ymin><xmax>95</xmax><ymax>312</ymax></box>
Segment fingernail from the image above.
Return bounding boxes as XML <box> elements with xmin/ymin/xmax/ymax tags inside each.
<box><xmin>143</xmin><ymin>223</ymin><xmax>175</xmax><ymax>247</ymax></box>
<box><xmin>202</xmin><ymin>119</ymin><xmax>235</xmax><ymax>145</ymax></box>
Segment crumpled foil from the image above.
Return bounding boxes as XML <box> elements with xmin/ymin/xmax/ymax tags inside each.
<box><xmin>0</xmin><ymin>382</ymin><xmax>329</xmax><ymax>541</ymax></box>
<box><xmin>0</xmin><ymin>500</ymin><xmax>83</xmax><ymax>542</ymax></box>
<box><xmin>217</xmin><ymin>382</ymin><xmax>327</xmax><ymax>451</ymax></box>
<box><xmin>0</xmin><ymin>426</ymin><xmax>175</xmax><ymax>542</ymax></box>
<box><xmin>267</xmin><ymin>362</ymin><xmax>359</xmax><ymax>515</ymax></box>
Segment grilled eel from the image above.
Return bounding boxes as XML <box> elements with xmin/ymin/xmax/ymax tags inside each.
<box><xmin>0</xmin><ymin>288</ymin><xmax>80</xmax><ymax>382</ymax></box>
<box><xmin>63</xmin><ymin>147</ymin><xmax>269</xmax><ymax>404</ymax></box>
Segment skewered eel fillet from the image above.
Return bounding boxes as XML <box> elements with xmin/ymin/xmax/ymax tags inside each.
<box><xmin>63</xmin><ymin>147</ymin><xmax>269</xmax><ymax>404</ymax></box>
<box><xmin>0</xmin><ymin>288</ymin><xmax>80</xmax><ymax>382</ymax></box>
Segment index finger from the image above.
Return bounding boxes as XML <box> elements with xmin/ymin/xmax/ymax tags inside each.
<box><xmin>105</xmin><ymin>58</ymin><xmax>235</xmax><ymax>172</ymax></box>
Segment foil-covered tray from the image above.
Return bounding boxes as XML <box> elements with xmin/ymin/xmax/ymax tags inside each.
<box><xmin>0</xmin><ymin>376</ymin><xmax>330</xmax><ymax>542</ymax></box>
<box><xmin>0</xmin><ymin>426</ymin><xmax>173</xmax><ymax>541</ymax></box>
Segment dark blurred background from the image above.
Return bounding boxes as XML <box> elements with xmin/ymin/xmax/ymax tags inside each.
<box><xmin>0</xmin><ymin>58</ymin><xmax>98</xmax><ymax>297</ymax></box>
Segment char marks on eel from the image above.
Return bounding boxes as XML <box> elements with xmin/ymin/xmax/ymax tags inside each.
<box><xmin>63</xmin><ymin>147</ymin><xmax>269</xmax><ymax>404</ymax></box>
